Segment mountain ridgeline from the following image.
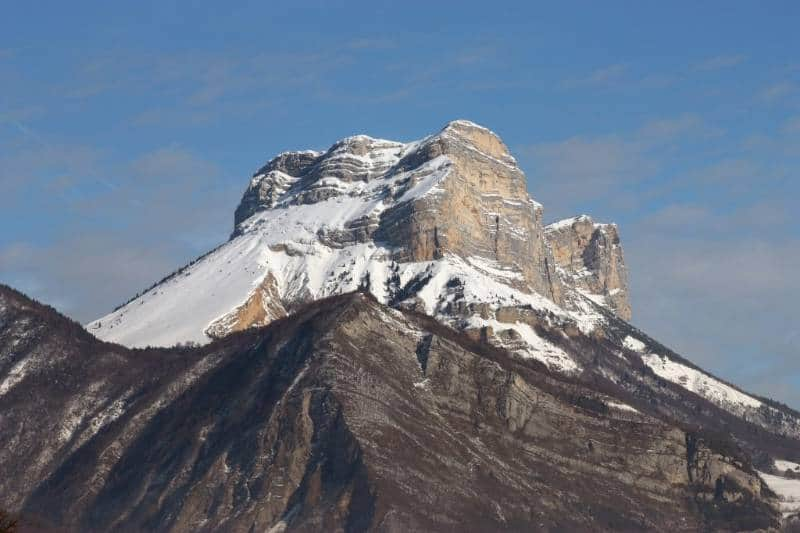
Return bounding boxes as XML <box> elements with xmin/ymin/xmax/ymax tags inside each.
<box><xmin>1</xmin><ymin>120</ymin><xmax>799</xmax><ymax>531</ymax></box>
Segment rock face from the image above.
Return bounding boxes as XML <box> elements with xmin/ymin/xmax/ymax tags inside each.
<box><xmin>374</xmin><ymin>121</ymin><xmax>563</xmax><ymax>302</ymax></box>
<box><xmin>0</xmin><ymin>285</ymin><xmax>783</xmax><ymax>531</ymax></box>
<box><xmin>545</xmin><ymin>215</ymin><xmax>631</xmax><ymax>320</ymax></box>
<box><xmin>205</xmin><ymin>272</ymin><xmax>287</xmax><ymax>339</ymax></box>
<box><xmin>232</xmin><ymin>120</ymin><xmax>563</xmax><ymax>301</ymax></box>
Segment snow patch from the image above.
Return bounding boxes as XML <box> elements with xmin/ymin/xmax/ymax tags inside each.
<box><xmin>776</xmin><ymin>460</ymin><xmax>800</xmax><ymax>473</ymax></box>
<box><xmin>757</xmin><ymin>470</ymin><xmax>800</xmax><ymax>517</ymax></box>
<box><xmin>641</xmin><ymin>353</ymin><xmax>762</xmax><ymax>409</ymax></box>
<box><xmin>607</xmin><ymin>401</ymin><xmax>639</xmax><ymax>414</ymax></box>
<box><xmin>623</xmin><ymin>335</ymin><xmax>647</xmax><ymax>352</ymax></box>
<box><xmin>0</xmin><ymin>357</ymin><xmax>33</xmax><ymax>396</ymax></box>
<box><xmin>466</xmin><ymin>256</ymin><xmax>524</xmax><ymax>281</ymax></box>
<box><xmin>466</xmin><ymin>316</ymin><xmax>579</xmax><ymax>373</ymax></box>
<box><xmin>545</xmin><ymin>215</ymin><xmax>592</xmax><ymax>232</ymax></box>
<box><xmin>395</xmin><ymin>155</ymin><xmax>451</xmax><ymax>203</ymax></box>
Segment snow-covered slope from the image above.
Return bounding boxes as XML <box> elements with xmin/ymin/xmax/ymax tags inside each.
<box><xmin>88</xmin><ymin>121</ymin><xmax>597</xmax><ymax>372</ymax></box>
<box><xmin>758</xmin><ymin>469</ymin><xmax>800</xmax><ymax>517</ymax></box>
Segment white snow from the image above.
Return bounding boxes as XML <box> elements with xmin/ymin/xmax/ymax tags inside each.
<box><xmin>447</xmin><ymin>119</ymin><xmax>492</xmax><ymax>132</ymax></box>
<box><xmin>545</xmin><ymin>215</ymin><xmax>592</xmax><ymax>232</ymax></box>
<box><xmin>466</xmin><ymin>256</ymin><xmax>524</xmax><ymax>281</ymax></box>
<box><xmin>607</xmin><ymin>401</ymin><xmax>639</xmax><ymax>414</ymax></box>
<box><xmin>776</xmin><ymin>460</ymin><xmax>800</xmax><ymax>473</ymax></box>
<box><xmin>394</xmin><ymin>254</ymin><xmax>569</xmax><ymax>321</ymax></box>
<box><xmin>395</xmin><ymin>155</ymin><xmax>451</xmax><ymax>203</ymax></box>
<box><xmin>577</xmin><ymin>289</ymin><xmax>607</xmax><ymax>307</ymax></box>
<box><xmin>508</xmin><ymin>320</ymin><xmax>579</xmax><ymax>372</ymax></box>
<box><xmin>641</xmin><ymin>353</ymin><xmax>762</xmax><ymax>409</ymax></box>
<box><xmin>637</xmin><ymin>350</ymin><xmax>800</xmax><ymax>439</ymax></box>
<box><xmin>465</xmin><ymin>316</ymin><xmax>579</xmax><ymax>373</ymax></box>
<box><xmin>566</xmin><ymin>291</ymin><xmax>606</xmax><ymax>335</ymax></box>
<box><xmin>630</xmin><ymin>341</ymin><xmax>800</xmax><ymax>438</ymax></box>
<box><xmin>0</xmin><ymin>357</ymin><xmax>32</xmax><ymax>396</ymax></box>
<box><xmin>758</xmin><ymin>470</ymin><xmax>800</xmax><ymax>516</ymax></box>
<box><xmin>623</xmin><ymin>335</ymin><xmax>647</xmax><ymax>352</ymax></box>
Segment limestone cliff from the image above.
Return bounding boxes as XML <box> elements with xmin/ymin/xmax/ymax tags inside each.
<box><xmin>231</xmin><ymin>120</ymin><xmax>563</xmax><ymax>304</ymax></box>
<box><xmin>545</xmin><ymin>214</ymin><xmax>631</xmax><ymax>320</ymax></box>
<box><xmin>374</xmin><ymin>120</ymin><xmax>563</xmax><ymax>303</ymax></box>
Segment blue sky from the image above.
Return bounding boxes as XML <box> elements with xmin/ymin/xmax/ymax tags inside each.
<box><xmin>1</xmin><ymin>1</ymin><xmax>798</xmax><ymax>407</ymax></box>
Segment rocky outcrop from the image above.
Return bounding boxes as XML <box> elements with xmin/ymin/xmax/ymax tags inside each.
<box><xmin>233</xmin><ymin>150</ymin><xmax>321</xmax><ymax>227</ymax></box>
<box><xmin>375</xmin><ymin>120</ymin><xmax>563</xmax><ymax>302</ymax></box>
<box><xmin>545</xmin><ymin>214</ymin><xmax>631</xmax><ymax>320</ymax></box>
<box><xmin>233</xmin><ymin>135</ymin><xmax>406</xmax><ymax>231</ymax></box>
<box><xmin>0</xmin><ymin>285</ymin><xmax>783</xmax><ymax>531</ymax></box>
<box><xmin>232</xmin><ymin>121</ymin><xmax>563</xmax><ymax>303</ymax></box>
<box><xmin>205</xmin><ymin>272</ymin><xmax>287</xmax><ymax>339</ymax></box>
<box><xmin>685</xmin><ymin>433</ymin><xmax>780</xmax><ymax>530</ymax></box>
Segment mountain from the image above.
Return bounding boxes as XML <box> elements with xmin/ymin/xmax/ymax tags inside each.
<box><xmin>85</xmin><ymin>120</ymin><xmax>800</xmax><ymax>450</ymax></box>
<box><xmin>2</xmin><ymin>119</ymin><xmax>800</xmax><ymax>530</ymax></box>
<box><xmin>88</xmin><ymin>121</ymin><xmax>570</xmax><ymax>349</ymax></box>
<box><xmin>0</xmin><ymin>285</ymin><xmax>790</xmax><ymax>531</ymax></box>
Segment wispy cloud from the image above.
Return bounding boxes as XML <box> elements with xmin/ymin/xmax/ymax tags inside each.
<box><xmin>0</xmin><ymin>105</ymin><xmax>45</xmax><ymax>124</ymax></box>
<box><xmin>562</xmin><ymin>63</ymin><xmax>627</xmax><ymax>88</ymax></box>
<box><xmin>519</xmin><ymin>113</ymin><xmax>717</xmax><ymax>216</ymax></box>
<box><xmin>759</xmin><ymin>81</ymin><xmax>797</xmax><ymax>102</ymax></box>
<box><xmin>783</xmin><ymin>116</ymin><xmax>800</xmax><ymax>133</ymax></box>
<box><xmin>454</xmin><ymin>44</ymin><xmax>498</xmax><ymax>66</ymax></box>
<box><xmin>693</xmin><ymin>54</ymin><xmax>747</xmax><ymax>71</ymax></box>
<box><xmin>58</xmin><ymin>45</ymin><xmax>357</xmax><ymax>111</ymax></box>
<box><xmin>639</xmin><ymin>113</ymin><xmax>723</xmax><ymax>141</ymax></box>
<box><xmin>344</xmin><ymin>37</ymin><xmax>397</xmax><ymax>50</ymax></box>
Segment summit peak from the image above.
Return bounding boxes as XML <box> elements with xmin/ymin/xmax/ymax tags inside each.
<box><xmin>92</xmin><ymin>121</ymin><xmax>629</xmax><ymax>366</ymax></box>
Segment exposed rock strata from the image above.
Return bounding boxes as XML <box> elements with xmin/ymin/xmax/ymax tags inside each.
<box><xmin>205</xmin><ymin>272</ymin><xmax>287</xmax><ymax>339</ymax></box>
<box><xmin>545</xmin><ymin>215</ymin><xmax>631</xmax><ymax>320</ymax></box>
<box><xmin>374</xmin><ymin>121</ymin><xmax>563</xmax><ymax>302</ymax></box>
<box><xmin>232</xmin><ymin>121</ymin><xmax>563</xmax><ymax>303</ymax></box>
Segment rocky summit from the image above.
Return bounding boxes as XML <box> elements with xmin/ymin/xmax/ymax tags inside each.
<box><xmin>2</xmin><ymin>120</ymin><xmax>800</xmax><ymax>531</ymax></box>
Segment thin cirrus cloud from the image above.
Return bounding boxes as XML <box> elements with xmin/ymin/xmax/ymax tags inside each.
<box><xmin>693</xmin><ymin>54</ymin><xmax>747</xmax><ymax>71</ymax></box>
<box><xmin>562</xmin><ymin>54</ymin><xmax>748</xmax><ymax>93</ymax></box>
<box><xmin>759</xmin><ymin>81</ymin><xmax>797</xmax><ymax>102</ymax></box>
<box><xmin>782</xmin><ymin>116</ymin><xmax>800</xmax><ymax>133</ymax></box>
<box><xmin>519</xmin><ymin>113</ymin><xmax>716</xmax><ymax>218</ymax></box>
<box><xmin>561</xmin><ymin>63</ymin><xmax>627</xmax><ymax>88</ymax></box>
